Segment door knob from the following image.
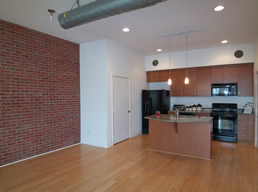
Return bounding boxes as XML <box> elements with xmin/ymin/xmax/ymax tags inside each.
<box><xmin>128</xmin><ymin>110</ymin><xmax>131</xmax><ymax>113</ymax></box>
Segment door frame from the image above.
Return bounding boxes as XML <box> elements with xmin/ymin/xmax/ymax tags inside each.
<box><xmin>111</xmin><ymin>74</ymin><xmax>131</xmax><ymax>145</ymax></box>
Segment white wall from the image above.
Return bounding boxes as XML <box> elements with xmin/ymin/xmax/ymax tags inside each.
<box><xmin>106</xmin><ymin>40</ymin><xmax>146</xmax><ymax>147</ymax></box>
<box><xmin>80</xmin><ymin>39</ymin><xmax>146</xmax><ymax>148</ymax></box>
<box><xmin>145</xmin><ymin>43</ymin><xmax>254</xmax><ymax>71</ymax></box>
<box><xmin>80</xmin><ymin>40</ymin><xmax>108</xmax><ymax>148</ymax></box>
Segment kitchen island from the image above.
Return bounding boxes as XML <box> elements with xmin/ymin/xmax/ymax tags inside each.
<box><xmin>145</xmin><ymin>114</ymin><xmax>213</xmax><ymax>160</ymax></box>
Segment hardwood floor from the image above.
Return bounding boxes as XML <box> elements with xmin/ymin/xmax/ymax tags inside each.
<box><xmin>0</xmin><ymin>135</ymin><xmax>258</xmax><ymax>192</ymax></box>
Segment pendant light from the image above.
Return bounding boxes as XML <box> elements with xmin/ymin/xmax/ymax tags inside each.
<box><xmin>167</xmin><ymin>37</ymin><xmax>172</xmax><ymax>85</ymax></box>
<box><xmin>184</xmin><ymin>33</ymin><xmax>189</xmax><ymax>85</ymax></box>
<box><xmin>48</xmin><ymin>9</ymin><xmax>56</xmax><ymax>21</ymax></box>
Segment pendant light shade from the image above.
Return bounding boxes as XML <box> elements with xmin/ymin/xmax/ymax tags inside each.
<box><xmin>184</xmin><ymin>77</ymin><xmax>189</xmax><ymax>85</ymax></box>
<box><xmin>168</xmin><ymin>78</ymin><xmax>172</xmax><ymax>85</ymax></box>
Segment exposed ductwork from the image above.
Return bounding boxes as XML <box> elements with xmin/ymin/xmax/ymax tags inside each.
<box><xmin>58</xmin><ymin>0</ymin><xmax>167</xmax><ymax>29</ymax></box>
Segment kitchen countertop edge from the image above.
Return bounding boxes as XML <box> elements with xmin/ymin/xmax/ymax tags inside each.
<box><xmin>145</xmin><ymin>114</ymin><xmax>213</xmax><ymax>123</ymax></box>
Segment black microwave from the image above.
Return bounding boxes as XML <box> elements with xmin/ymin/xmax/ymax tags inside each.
<box><xmin>211</xmin><ymin>83</ymin><xmax>238</xmax><ymax>96</ymax></box>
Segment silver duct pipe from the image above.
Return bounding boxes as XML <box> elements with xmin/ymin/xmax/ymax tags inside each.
<box><xmin>58</xmin><ymin>0</ymin><xmax>166</xmax><ymax>29</ymax></box>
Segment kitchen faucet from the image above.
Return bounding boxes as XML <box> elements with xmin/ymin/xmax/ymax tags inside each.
<box><xmin>174</xmin><ymin>109</ymin><xmax>179</xmax><ymax>121</ymax></box>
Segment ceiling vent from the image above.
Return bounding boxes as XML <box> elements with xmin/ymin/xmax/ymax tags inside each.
<box><xmin>58</xmin><ymin>0</ymin><xmax>166</xmax><ymax>29</ymax></box>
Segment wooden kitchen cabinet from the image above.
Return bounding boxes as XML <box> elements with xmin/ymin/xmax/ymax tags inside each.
<box><xmin>237</xmin><ymin>63</ymin><xmax>253</xmax><ymax>96</ymax></box>
<box><xmin>147</xmin><ymin>63</ymin><xmax>253</xmax><ymax>97</ymax></box>
<box><xmin>147</xmin><ymin>71</ymin><xmax>159</xmax><ymax>82</ymax></box>
<box><xmin>223</xmin><ymin>65</ymin><xmax>237</xmax><ymax>83</ymax></box>
<box><xmin>196</xmin><ymin>67</ymin><xmax>211</xmax><ymax>96</ymax></box>
<box><xmin>146</xmin><ymin>70</ymin><xmax>169</xmax><ymax>82</ymax></box>
<box><xmin>211</xmin><ymin>65</ymin><xmax>224</xmax><ymax>83</ymax></box>
<box><xmin>211</xmin><ymin>65</ymin><xmax>237</xmax><ymax>84</ymax></box>
<box><xmin>238</xmin><ymin>114</ymin><xmax>254</xmax><ymax>142</ymax></box>
<box><xmin>158</xmin><ymin>70</ymin><xmax>170</xmax><ymax>82</ymax></box>
<box><xmin>196</xmin><ymin>113</ymin><xmax>210</xmax><ymax>117</ymax></box>
<box><xmin>170</xmin><ymin>69</ymin><xmax>185</xmax><ymax>96</ymax></box>
<box><xmin>183</xmin><ymin>68</ymin><xmax>197</xmax><ymax>96</ymax></box>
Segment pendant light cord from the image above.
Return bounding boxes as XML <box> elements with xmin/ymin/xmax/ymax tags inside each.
<box><xmin>169</xmin><ymin>37</ymin><xmax>171</xmax><ymax>78</ymax></box>
<box><xmin>185</xmin><ymin>33</ymin><xmax>188</xmax><ymax>77</ymax></box>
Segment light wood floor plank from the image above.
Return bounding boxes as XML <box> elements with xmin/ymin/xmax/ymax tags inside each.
<box><xmin>0</xmin><ymin>135</ymin><xmax>258</xmax><ymax>192</ymax></box>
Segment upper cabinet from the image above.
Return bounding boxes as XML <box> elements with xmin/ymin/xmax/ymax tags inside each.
<box><xmin>147</xmin><ymin>70</ymin><xmax>169</xmax><ymax>82</ymax></box>
<box><xmin>211</xmin><ymin>65</ymin><xmax>237</xmax><ymax>83</ymax></box>
<box><xmin>170</xmin><ymin>69</ymin><xmax>185</xmax><ymax>96</ymax></box>
<box><xmin>196</xmin><ymin>67</ymin><xmax>211</xmax><ymax>96</ymax></box>
<box><xmin>183</xmin><ymin>68</ymin><xmax>197</xmax><ymax>96</ymax></box>
<box><xmin>237</xmin><ymin>63</ymin><xmax>253</xmax><ymax>96</ymax></box>
<box><xmin>211</xmin><ymin>66</ymin><xmax>224</xmax><ymax>83</ymax></box>
<box><xmin>146</xmin><ymin>63</ymin><xmax>253</xmax><ymax>97</ymax></box>
<box><xmin>223</xmin><ymin>65</ymin><xmax>237</xmax><ymax>83</ymax></box>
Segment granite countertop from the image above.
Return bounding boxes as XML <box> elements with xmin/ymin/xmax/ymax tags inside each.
<box><xmin>237</xmin><ymin>109</ymin><xmax>254</xmax><ymax>115</ymax></box>
<box><xmin>169</xmin><ymin>108</ymin><xmax>254</xmax><ymax>115</ymax></box>
<box><xmin>145</xmin><ymin>114</ymin><xmax>213</xmax><ymax>123</ymax></box>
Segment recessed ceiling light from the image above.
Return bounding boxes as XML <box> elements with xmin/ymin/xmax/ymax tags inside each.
<box><xmin>214</xmin><ymin>5</ymin><xmax>224</xmax><ymax>12</ymax></box>
<box><xmin>221</xmin><ymin>40</ymin><xmax>228</xmax><ymax>44</ymax></box>
<box><xmin>123</xmin><ymin>27</ymin><xmax>130</xmax><ymax>32</ymax></box>
<box><xmin>157</xmin><ymin>49</ymin><xmax>162</xmax><ymax>52</ymax></box>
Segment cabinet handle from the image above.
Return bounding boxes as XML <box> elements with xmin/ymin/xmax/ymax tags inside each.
<box><xmin>243</xmin><ymin>135</ymin><xmax>247</xmax><ymax>137</ymax></box>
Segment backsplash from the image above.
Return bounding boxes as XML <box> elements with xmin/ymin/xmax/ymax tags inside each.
<box><xmin>147</xmin><ymin>82</ymin><xmax>253</xmax><ymax>110</ymax></box>
<box><xmin>170</xmin><ymin>96</ymin><xmax>253</xmax><ymax>110</ymax></box>
<box><xmin>148</xmin><ymin>82</ymin><xmax>170</xmax><ymax>90</ymax></box>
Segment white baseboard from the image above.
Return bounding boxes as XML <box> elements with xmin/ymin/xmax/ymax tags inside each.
<box><xmin>0</xmin><ymin>143</ymin><xmax>80</xmax><ymax>168</ymax></box>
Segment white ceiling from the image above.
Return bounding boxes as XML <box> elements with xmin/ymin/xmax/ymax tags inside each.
<box><xmin>0</xmin><ymin>0</ymin><xmax>257</xmax><ymax>55</ymax></box>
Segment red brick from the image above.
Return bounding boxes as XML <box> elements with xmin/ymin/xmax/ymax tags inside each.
<box><xmin>0</xmin><ymin>20</ymin><xmax>80</xmax><ymax>166</ymax></box>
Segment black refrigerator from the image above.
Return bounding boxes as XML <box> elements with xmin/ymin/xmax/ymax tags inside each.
<box><xmin>142</xmin><ymin>90</ymin><xmax>170</xmax><ymax>134</ymax></box>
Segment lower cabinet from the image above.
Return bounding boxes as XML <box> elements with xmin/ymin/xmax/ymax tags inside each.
<box><xmin>238</xmin><ymin>114</ymin><xmax>254</xmax><ymax>142</ymax></box>
<box><xmin>196</xmin><ymin>113</ymin><xmax>210</xmax><ymax>117</ymax></box>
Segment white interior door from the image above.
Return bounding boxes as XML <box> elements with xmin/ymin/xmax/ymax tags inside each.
<box><xmin>113</xmin><ymin>76</ymin><xmax>130</xmax><ymax>144</ymax></box>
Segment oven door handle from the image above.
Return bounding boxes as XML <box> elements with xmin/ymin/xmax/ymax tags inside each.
<box><xmin>222</xmin><ymin>115</ymin><xmax>237</xmax><ymax>118</ymax></box>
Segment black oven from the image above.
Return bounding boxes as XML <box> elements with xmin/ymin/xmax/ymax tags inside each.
<box><xmin>211</xmin><ymin>83</ymin><xmax>237</xmax><ymax>96</ymax></box>
<box><xmin>211</xmin><ymin>103</ymin><xmax>238</xmax><ymax>142</ymax></box>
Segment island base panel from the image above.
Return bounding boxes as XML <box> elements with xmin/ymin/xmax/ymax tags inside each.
<box><xmin>149</xmin><ymin>120</ymin><xmax>211</xmax><ymax>160</ymax></box>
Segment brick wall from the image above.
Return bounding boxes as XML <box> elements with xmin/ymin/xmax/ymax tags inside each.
<box><xmin>0</xmin><ymin>20</ymin><xmax>80</xmax><ymax>166</ymax></box>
